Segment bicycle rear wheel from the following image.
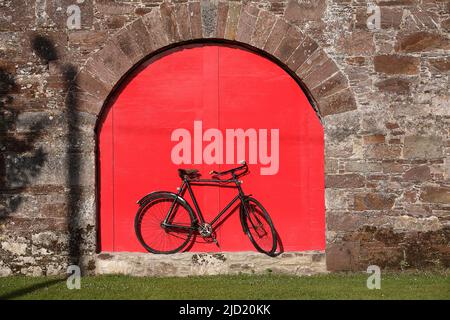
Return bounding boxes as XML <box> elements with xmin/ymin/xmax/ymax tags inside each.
<box><xmin>240</xmin><ymin>197</ymin><xmax>277</xmax><ymax>256</ymax></box>
<box><xmin>135</xmin><ymin>192</ymin><xmax>195</xmax><ymax>254</ymax></box>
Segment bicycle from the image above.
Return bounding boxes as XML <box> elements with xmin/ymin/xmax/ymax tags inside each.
<box><xmin>134</xmin><ymin>161</ymin><xmax>278</xmax><ymax>256</ymax></box>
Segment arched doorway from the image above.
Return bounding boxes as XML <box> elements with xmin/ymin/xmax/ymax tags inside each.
<box><xmin>98</xmin><ymin>43</ymin><xmax>325</xmax><ymax>253</ymax></box>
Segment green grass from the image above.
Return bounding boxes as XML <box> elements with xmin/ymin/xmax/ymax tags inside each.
<box><xmin>0</xmin><ymin>273</ymin><xmax>449</xmax><ymax>300</ymax></box>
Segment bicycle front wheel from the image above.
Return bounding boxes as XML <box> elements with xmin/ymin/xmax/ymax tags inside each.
<box><xmin>135</xmin><ymin>192</ymin><xmax>195</xmax><ymax>254</ymax></box>
<box><xmin>240</xmin><ymin>197</ymin><xmax>277</xmax><ymax>256</ymax></box>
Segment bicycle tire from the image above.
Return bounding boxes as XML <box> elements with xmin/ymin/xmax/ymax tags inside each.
<box><xmin>135</xmin><ymin>192</ymin><xmax>195</xmax><ymax>254</ymax></box>
<box><xmin>240</xmin><ymin>197</ymin><xmax>277</xmax><ymax>256</ymax></box>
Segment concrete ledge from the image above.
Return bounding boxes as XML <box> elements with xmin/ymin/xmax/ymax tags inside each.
<box><xmin>95</xmin><ymin>251</ymin><xmax>327</xmax><ymax>276</ymax></box>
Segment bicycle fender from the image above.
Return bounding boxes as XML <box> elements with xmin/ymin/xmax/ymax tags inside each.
<box><xmin>136</xmin><ymin>191</ymin><xmax>189</xmax><ymax>207</ymax></box>
<box><xmin>239</xmin><ymin>195</ymin><xmax>252</xmax><ymax>234</ymax></box>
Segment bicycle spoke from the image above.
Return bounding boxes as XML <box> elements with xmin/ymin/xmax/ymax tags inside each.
<box><xmin>137</xmin><ymin>196</ymin><xmax>193</xmax><ymax>253</ymax></box>
<box><xmin>243</xmin><ymin>199</ymin><xmax>276</xmax><ymax>255</ymax></box>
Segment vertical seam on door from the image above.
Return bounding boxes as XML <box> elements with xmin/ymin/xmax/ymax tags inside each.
<box><xmin>112</xmin><ymin>106</ymin><xmax>116</xmax><ymax>251</ymax></box>
<box><xmin>217</xmin><ymin>46</ymin><xmax>221</xmax><ymax>242</ymax></box>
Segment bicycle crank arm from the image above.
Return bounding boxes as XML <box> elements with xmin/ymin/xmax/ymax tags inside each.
<box><xmin>160</xmin><ymin>223</ymin><xmax>192</xmax><ymax>231</ymax></box>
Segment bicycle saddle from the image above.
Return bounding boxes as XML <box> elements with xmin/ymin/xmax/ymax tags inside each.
<box><xmin>178</xmin><ymin>168</ymin><xmax>200</xmax><ymax>179</ymax></box>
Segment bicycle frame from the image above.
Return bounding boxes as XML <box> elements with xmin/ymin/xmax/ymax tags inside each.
<box><xmin>162</xmin><ymin>173</ymin><xmax>248</xmax><ymax>231</ymax></box>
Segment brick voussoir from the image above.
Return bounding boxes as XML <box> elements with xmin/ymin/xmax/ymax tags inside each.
<box><xmin>311</xmin><ymin>72</ymin><xmax>349</xmax><ymax>100</ymax></box>
<box><xmin>286</xmin><ymin>35</ymin><xmax>319</xmax><ymax>71</ymax></box>
<box><xmin>65</xmin><ymin>81</ymin><xmax>103</xmax><ymax>116</ymax></box>
<box><xmin>93</xmin><ymin>41</ymin><xmax>134</xmax><ymax>82</ymax></box>
<box><xmin>74</xmin><ymin>69</ymin><xmax>110</xmax><ymax>101</ymax></box>
<box><xmin>112</xmin><ymin>27</ymin><xmax>146</xmax><ymax>66</ymax></box>
<box><xmin>303</xmin><ymin>58</ymin><xmax>340</xmax><ymax>89</ymax></box>
<box><xmin>224</xmin><ymin>1</ymin><xmax>242</xmax><ymax>40</ymax></box>
<box><xmin>188</xmin><ymin>2</ymin><xmax>203</xmax><ymax>39</ymax></box>
<box><xmin>125</xmin><ymin>19</ymin><xmax>156</xmax><ymax>57</ymax></box>
<box><xmin>160</xmin><ymin>2</ymin><xmax>182</xmax><ymax>43</ymax></box>
<box><xmin>235</xmin><ymin>3</ymin><xmax>259</xmax><ymax>44</ymax></box>
<box><xmin>273</xmin><ymin>25</ymin><xmax>306</xmax><ymax>64</ymax></box>
<box><xmin>317</xmin><ymin>88</ymin><xmax>357</xmax><ymax>117</ymax></box>
<box><xmin>263</xmin><ymin>18</ymin><xmax>290</xmax><ymax>55</ymax></box>
<box><xmin>84</xmin><ymin>57</ymin><xmax>118</xmax><ymax>91</ymax></box>
<box><xmin>141</xmin><ymin>8</ymin><xmax>170</xmax><ymax>50</ymax></box>
<box><xmin>216</xmin><ymin>1</ymin><xmax>229</xmax><ymax>39</ymax></box>
<box><xmin>295</xmin><ymin>49</ymin><xmax>329</xmax><ymax>80</ymax></box>
<box><xmin>174</xmin><ymin>3</ymin><xmax>192</xmax><ymax>41</ymax></box>
<box><xmin>250</xmin><ymin>9</ymin><xmax>277</xmax><ymax>50</ymax></box>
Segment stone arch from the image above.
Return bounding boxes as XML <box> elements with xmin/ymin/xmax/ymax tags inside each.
<box><xmin>67</xmin><ymin>1</ymin><xmax>359</xmax><ymax>263</ymax></box>
<box><xmin>71</xmin><ymin>1</ymin><xmax>356</xmax><ymax>122</ymax></box>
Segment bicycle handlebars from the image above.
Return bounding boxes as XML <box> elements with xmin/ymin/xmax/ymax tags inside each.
<box><xmin>209</xmin><ymin>160</ymin><xmax>248</xmax><ymax>177</ymax></box>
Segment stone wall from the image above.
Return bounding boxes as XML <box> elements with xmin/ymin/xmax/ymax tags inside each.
<box><xmin>0</xmin><ymin>0</ymin><xmax>449</xmax><ymax>276</ymax></box>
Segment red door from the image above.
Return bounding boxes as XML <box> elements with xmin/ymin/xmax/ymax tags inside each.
<box><xmin>98</xmin><ymin>44</ymin><xmax>325</xmax><ymax>252</ymax></box>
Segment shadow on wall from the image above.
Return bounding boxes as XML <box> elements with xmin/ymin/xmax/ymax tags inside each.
<box><xmin>0</xmin><ymin>35</ymin><xmax>67</xmax><ymax>218</ymax></box>
<box><xmin>30</xmin><ymin>35</ymin><xmax>83</xmax><ymax>267</ymax></box>
<box><xmin>1</xmin><ymin>35</ymin><xmax>82</xmax><ymax>271</ymax></box>
<box><xmin>0</xmin><ymin>68</ymin><xmax>46</xmax><ymax>219</ymax></box>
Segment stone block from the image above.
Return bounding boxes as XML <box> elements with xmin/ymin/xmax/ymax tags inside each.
<box><xmin>354</xmin><ymin>193</ymin><xmax>397</xmax><ymax>210</ymax></box>
<box><xmin>345</xmin><ymin>161</ymin><xmax>383</xmax><ymax>173</ymax></box>
<box><xmin>364</xmin><ymin>144</ymin><xmax>401</xmax><ymax>160</ymax></box>
<box><xmin>0</xmin><ymin>0</ymin><xmax>35</xmax><ymax>31</ymax></box>
<box><xmin>325</xmin><ymin>174</ymin><xmax>365</xmax><ymax>188</ymax></box>
<box><xmin>336</xmin><ymin>31</ymin><xmax>375</xmax><ymax>56</ymax></box>
<box><xmin>326</xmin><ymin>242</ymin><xmax>360</xmax><ymax>271</ymax></box>
<box><xmin>375</xmin><ymin>78</ymin><xmax>411</xmax><ymax>94</ymax></box>
<box><xmin>403</xmin><ymin>136</ymin><xmax>443</xmax><ymax>159</ymax></box>
<box><xmin>68</xmin><ymin>31</ymin><xmax>108</xmax><ymax>54</ymax></box>
<box><xmin>325</xmin><ymin>189</ymin><xmax>349</xmax><ymax>210</ymax></box>
<box><xmin>420</xmin><ymin>186</ymin><xmax>450</xmax><ymax>204</ymax></box>
<box><xmin>363</xmin><ymin>134</ymin><xmax>385</xmax><ymax>145</ymax></box>
<box><xmin>428</xmin><ymin>57</ymin><xmax>450</xmax><ymax>73</ymax></box>
<box><xmin>374</xmin><ymin>55</ymin><xmax>420</xmax><ymax>75</ymax></box>
<box><xmin>396</xmin><ymin>32</ymin><xmax>450</xmax><ymax>53</ymax></box>
<box><xmin>284</xmin><ymin>0</ymin><xmax>326</xmax><ymax>25</ymax></box>
<box><xmin>403</xmin><ymin>166</ymin><xmax>431</xmax><ymax>182</ymax></box>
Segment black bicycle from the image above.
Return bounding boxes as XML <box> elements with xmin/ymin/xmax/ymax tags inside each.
<box><xmin>134</xmin><ymin>161</ymin><xmax>277</xmax><ymax>256</ymax></box>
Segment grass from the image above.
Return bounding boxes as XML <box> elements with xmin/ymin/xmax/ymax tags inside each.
<box><xmin>0</xmin><ymin>273</ymin><xmax>449</xmax><ymax>300</ymax></box>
